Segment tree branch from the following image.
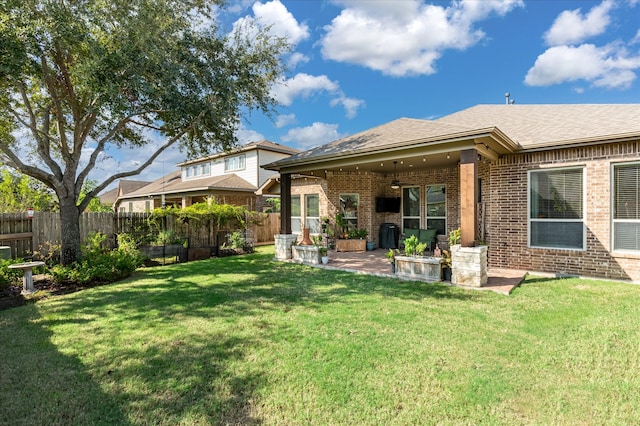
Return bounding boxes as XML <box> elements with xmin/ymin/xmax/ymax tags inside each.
<box><xmin>0</xmin><ymin>145</ymin><xmax>58</xmax><ymax>190</ymax></box>
<box><xmin>13</xmin><ymin>82</ymin><xmax>65</xmax><ymax>180</ymax></box>
<box><xmin>41</xmin><ymin>54</ymin><xmax>72</xmax><ymax>162</ymax></box>
<box><xmin>78</xmin><ymin>126</ymin><xmax>191</xmax><ymax>212</ymax></box>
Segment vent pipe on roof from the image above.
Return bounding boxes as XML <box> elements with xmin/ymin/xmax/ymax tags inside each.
<box><xmin>504</xmin><ymin>92</ymin><xmax>515</xmax><ymax>105</ymax></box>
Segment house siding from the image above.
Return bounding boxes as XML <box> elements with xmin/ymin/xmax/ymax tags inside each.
<box><xmin>258</xmin><ymin>150</ymin><xmax>291</xmax><ymax>188</ymax></box>
<box><xmin>487</xmin><ymin>140</ymin><xmax>640</xmax><ymax>282</ymax></box>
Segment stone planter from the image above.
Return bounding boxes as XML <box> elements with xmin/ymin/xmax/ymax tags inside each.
<box><xmin>292</xmin><ymin>245</ymin><xmax>321</xmax><ymax>264</ymax></box>
<box><xmin>335</xmin><ymin>239</ymin><xmax>366</xmax><ymax>252</ymax></box>
<box><xmin>451</xmin><ymin>245</ymin><xmax>488</xmax><ymax>287</ymax></box>
<box><xmin>395</xmin><ymin>256</ymin><xmax>443</xmax><ymax>282</ymax></box>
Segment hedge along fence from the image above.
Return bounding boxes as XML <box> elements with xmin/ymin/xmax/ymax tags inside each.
<box><xmin>0</xmin><ymin>209</ymin><xmax>280</xmax><ymax>259</ymax></box>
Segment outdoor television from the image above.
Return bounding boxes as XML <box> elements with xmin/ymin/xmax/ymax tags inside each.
<box><xmin>375</xmin><ymin>197</ymin><xmax>401</xmax><ymax>213</ymax></box>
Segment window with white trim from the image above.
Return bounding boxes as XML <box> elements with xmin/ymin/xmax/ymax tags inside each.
<box><xmin>402</xmin><ymin>186</ymin><xmax>421</xmax><ymax>231</ymax></box>
<box><xmin>613</xmin><ymin>162</ymin><xmax>640</xmax><ymax>252</ymax></box>
<box><xmin>291</xmin><ymin>195</ymin><xmax>301</xmax><ymax>234</ymax></box>
<box><xmin>305</xmin><ymin>194</ymin><xmax>320</xmax><ymax>234</ymax></box>
<box><xmin>529</xmin><ymin>167</ymin><xmax>585</xmax><ymax>250</ymax></box>
<box><xmin>426</xmin><ymin>184</ymin><xmax>446</xmax><ymax>235</ymax></box>
<box><xmin>224</xmin><ymin>154</ymin><xmax>245</xmax><ymax>172</ymax></box>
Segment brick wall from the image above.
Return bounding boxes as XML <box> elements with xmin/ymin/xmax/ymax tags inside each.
<box><xmin>487</xmin><ymin>140</ymin><xmax>640</xmax><ymax>282</ymax></box>
<box><xmin>292</xmin><ymin>140</ymin><xmax>640</xmax><ymax>283</ymax></box>
<box><xmin>327</xmin><ymin>167</ymin><xmax>461</xmax><ymax>242</ymax></box>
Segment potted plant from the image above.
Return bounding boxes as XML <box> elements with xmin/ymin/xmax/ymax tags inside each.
<box><xmin>366</xmin><ymin>239</ymin><xmax>375</xmax><ymax>251</ymax></box>
<box><xmin>441</xmin><ymin>228</ymin><xmax>460</xmax><ymax>281</ymax></box>
<box><xmin>386</xmin><ymin>248</ymin><xmax>398</xmax><ymax>273</ymax></box>
<box><xmin>319</xmin><ymin>246</ymin><xmax>329</xmax><ymax>264</ymax></box>
<box><xmin>441</xmin><ymin>249</ymin><xmax>452</xmax><ymax>281</ymax></box>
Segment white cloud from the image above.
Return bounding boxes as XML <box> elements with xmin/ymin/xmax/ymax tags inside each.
<box><xmin>632</xmin><ymin>29</ymin><xmax>640</xmax><ymax>44</ymax></box>
<box><xmin>234</xmin><ymin>0</ymin><xmax>310</xmax><ymax>46</ymax></box>
<box><xmin>288</xmin><ymin>52</ymin><xmax>310</xmax><ymax>68</ymax></box>
<box><xmin>236</xmin><ymin>126</ymin><xmax>265</xmax><ymax>144</ymax></box>
<box><xmin>281</xmin><ymin>122</ymin><xmax>342</xmax><ymax>150</ymax></box>
<box><xmin>330</xmin><ymin>96</ymin><xmax>365</xmax><ymax>119</ymax></box>
<box><xmin>271</xmin><ymin>73</ymin><xmax>339</xmax><ymax>106</ymax></box>
<box><xmin>321</xmin><ymin>0</ymin><xmax>523</xmax><ymax>76</ymax></box>
<box><xmin>275</xmin><ymin>113</ymin><xmax>296</xmax><ymax>128</ymax></box>
<box><xmin>543</xmin><ymin>0</ymin><xmax>614</xmax><ymax>46</ymax></box>
<box><xmin>271</xmin><ymin>73</ymin><xmax>365</xmax><ymax>118</ymax></box>
<box><xmin>524</xmin><ymin>43</ymin><xmax>640</xmax><ymax>89</ymax></box>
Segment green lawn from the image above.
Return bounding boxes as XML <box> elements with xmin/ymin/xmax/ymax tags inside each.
<box><xmin>1</xmin><ymin>246</ymin><xmax>639</xmax><ymax>425</ymax></box>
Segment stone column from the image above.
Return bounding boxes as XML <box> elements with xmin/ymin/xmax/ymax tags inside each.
<box><xmin>451</xmin><ymin>245</ymin><xmax>488</xmax><ymax>287</ymax></box>
<box><xmin>274</xmin><ymin>234</ymin><xmax>298</xmax><ymax>260</ymax></box>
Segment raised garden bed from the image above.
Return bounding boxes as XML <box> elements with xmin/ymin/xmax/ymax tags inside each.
<box><xmin>335</xmin><ymin>239</ymin><xmax>366</xmax><ymax>252</ymax></box>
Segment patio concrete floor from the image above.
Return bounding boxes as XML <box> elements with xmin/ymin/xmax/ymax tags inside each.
<box><xmin>302</xmin><ymin>248</ymin><xmax>527</xmax><ymax>295</ymax></box>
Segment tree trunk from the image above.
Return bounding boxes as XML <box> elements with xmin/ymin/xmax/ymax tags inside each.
<box><xmin>59</xmin><ymin>196</ymin><xmax>82</xmax><ymax>265</ymax></box>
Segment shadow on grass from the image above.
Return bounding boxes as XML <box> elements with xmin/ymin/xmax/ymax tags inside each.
<box><xmin>0</xmin><ymin>304</ymin><xmax>131</xmax><ymax>425</ymax></box>
<box><xmin>2</xmin><ymin>250</ymin><xmax>478</xmax><ymax>424</ymax></box>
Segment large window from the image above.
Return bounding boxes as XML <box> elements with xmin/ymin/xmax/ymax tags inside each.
<box><xmin>613</xmin><ymin>162</ymin><xmax>640</xmax><ymax>252</ymax></box>
<box><xmin>305</xmin><ymin>194</ymin><xmax>320</xmax><ymax>234</ymax></box>
<box><xmin>426</xmin><ymin>184</ymin><xmax>446</xmax><ymax>235</ymax></box>
<box><xmin>529</xmin><ymin>167</ymin><xmax>585</xmax><ymax>250</ymax></box>
<box><xmin>291</xmin><ymin>195</ymin><xmax>301</xmax><ymax>234</ymax></box>
<box><xmin>224</xmin><ymin>154</ymin><xmax>245</xmax><ymax>172</ymax></box>
<box><xmin>402</xmin><ymin>186</ymin><xmax>421</xmax><ymax>231</ymax></box>
<box><xmin>184</xmin><ymin>162</ymin><xmax>211</xmax><ymax>179</ymax></box>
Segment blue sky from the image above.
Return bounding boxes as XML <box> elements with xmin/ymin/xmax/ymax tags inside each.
<box><xmin>95</xmin><ymin>0</ymin><xmax>640</xmax><ymax>186</ymax></box>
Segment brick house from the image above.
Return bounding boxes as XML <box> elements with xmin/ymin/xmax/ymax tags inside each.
<box><xmin>266</xmin><ymin>104</ymin><xmax>640</xmax><ymax>283</ymax></box>
<box><xmin>114</xmin><ymin>140</ymin><xmax>300</xmax><ymax>212</ymax></box>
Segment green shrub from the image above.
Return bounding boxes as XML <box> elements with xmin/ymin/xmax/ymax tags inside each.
<box><xmin>0</xmin><ymin>259</ymin><xmax>26</xmax><ymax>291</ymax></box>
<box><xmin>49</xmin><ymin>233</ymin><xmax>143</xmax><ymax>285</ymax></box>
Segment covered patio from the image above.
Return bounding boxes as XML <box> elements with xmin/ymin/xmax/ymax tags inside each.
<box><xmin>293</xmin><ymin>248</ymin><xmax>526</xmax><ymax>296</ymax></box>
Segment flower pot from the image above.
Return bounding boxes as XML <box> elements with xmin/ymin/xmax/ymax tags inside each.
<box><xmin>366</xmin><ymin>241</ymin><xmax>375</xmax><ymax>251</ymax></box>
<box><xmin>443</xmin><ymin>267</ymin><xmax>452</xmax><ymax>282</ymax></box>
<box><xmin>321</xmin><ymin>256</ymin><xmax>329</xmax><ymax>264</ymax></box>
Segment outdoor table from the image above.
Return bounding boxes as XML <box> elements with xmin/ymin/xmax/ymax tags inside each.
<box><xmin>8</xmin><ymin>261</ymin><xmax>45</xmax><ymax>294</ymax></box>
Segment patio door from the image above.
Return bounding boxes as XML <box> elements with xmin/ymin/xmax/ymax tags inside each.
<box><xmin>402</xmin><ymin>186</ymin><xmax>421</xmax><ymax>231</ymax></box>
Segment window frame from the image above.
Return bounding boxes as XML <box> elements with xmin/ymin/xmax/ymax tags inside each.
<box><xmin>224</xmin><ymin>154</ymin><xmax>246</xmax><ymax>172</ymax></box>
<box><xmin>291</xmin><ymin>195</ymin><xmax>301</xmax><ymax>235</ymax></box>
<box><xmin>612</xmin><ymin>161</ymin><xmax>640</xmax><ymax>253</ymax></box>
<box><xmin>425</xmin><ymin>184</ymin><xmax>446</xmax><ymax>235</ymax></box>
<box><xmin>305</xmin><ymin>194</ymin><xmax>320</xmax><ymax>234</ymax></box>
<box><xmin>528</xmin><ymin>166</ymin><xmax>586</xmax><ymax>251</ymax></box>
<box><xmin>402</xmin><ymin>186</ymin><xmax>421</xmax><ymax>232</ymax></box>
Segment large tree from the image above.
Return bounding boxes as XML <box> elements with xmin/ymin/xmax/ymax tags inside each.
<box><xmin>0</xmin><ymin>0</ymin><xmax>288</xmax><ymax>264</ymax></box>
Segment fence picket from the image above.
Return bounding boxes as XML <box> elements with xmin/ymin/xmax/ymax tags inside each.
<box><xmin>0</xmin><ymin>211</ymin><xmax>280</xmax><ymax>259</ymax></box>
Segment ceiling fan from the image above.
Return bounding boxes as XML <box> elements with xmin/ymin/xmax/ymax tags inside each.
<box><xmin>390</xmin><ymin>161</ymin><xmax>402</xmax><ymax>189</ymax></box>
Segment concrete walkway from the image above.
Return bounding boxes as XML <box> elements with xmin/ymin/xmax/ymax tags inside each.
<box><xmin>311</xmin><ymin>248</ymin><xmax>527</xmax><ymax>295</ymax></box>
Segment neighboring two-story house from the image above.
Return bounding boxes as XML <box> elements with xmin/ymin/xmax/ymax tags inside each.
<box><xmin>112</xmin><ymin>140</ymin><xmax>300</xmax><ymax>212</ymax></box>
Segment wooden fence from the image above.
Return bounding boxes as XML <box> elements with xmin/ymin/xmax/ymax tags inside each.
<box><xmin>0</xmin><ymin>211</ymin><xmax>281</xmax><ymax>259</ymax></box>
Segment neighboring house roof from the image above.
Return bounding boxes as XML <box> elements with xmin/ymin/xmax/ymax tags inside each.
<box><xmin>177</xmin><ymin>140</ymin><xmax>301</xmax><ymax>166</ymax></box>
<box><xmin>99</xmin><ymin>180</ymin><xmax>151</xmax><ymax>204</ymax></box>
<box><xmin>266</xmin><ymin>104</ymin><xmax>640</xmax><ymax>171</ymax></box>
<box><xmin>120</xmin><ymin>170</ymin><xmax>256</xmax><ymax>199</ymax></box>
